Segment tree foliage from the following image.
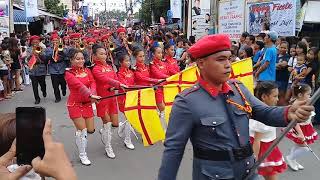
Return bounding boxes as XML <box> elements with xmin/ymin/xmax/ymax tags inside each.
<box><xmin>139</xmin><ymin>0</ymin><xmax>170</xmax><ymax>25</ymax></box>
<box><xmin>98</xmin><ymin>10</ymin><xmax>128</xmax><ymax>26</ymax></box>
<box><xmin>44</xmin><ymin>0</ymin><xmax>65</xmax><ymax>17</ymax></box>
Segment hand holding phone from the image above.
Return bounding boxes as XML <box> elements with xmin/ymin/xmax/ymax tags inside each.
<box><xmin>16</xmin><ymin>107</ymin><xmax>46</xmax><ymax>165</ymax></box>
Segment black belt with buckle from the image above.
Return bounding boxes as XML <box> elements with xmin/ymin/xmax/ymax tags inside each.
<box><xmin>194</xmin><ymin>144</ymin><xmax>253</xmax><ymax>161</ymax></box>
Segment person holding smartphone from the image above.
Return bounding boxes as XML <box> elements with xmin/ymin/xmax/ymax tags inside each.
<box><xmin>65</xmin><ymin>48</ymin><xmax>101</xmax><ymax>166</ymax></box>
<box><xmin>0</xmin><ymin>115</ymin><xmax>77</xmax><ymax>180</ymax></box>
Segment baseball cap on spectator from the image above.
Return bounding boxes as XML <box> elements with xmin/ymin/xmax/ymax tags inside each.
<box><xmin>265</xmin><ymin>31</ymin><xmax>278</xmax><ymax>41</ymax></box>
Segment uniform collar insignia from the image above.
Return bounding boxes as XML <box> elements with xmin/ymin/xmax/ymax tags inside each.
<box><xmin>198</xmin><ymin>77</ymin><xmax>233</xmax><ymax>97</ymax></box>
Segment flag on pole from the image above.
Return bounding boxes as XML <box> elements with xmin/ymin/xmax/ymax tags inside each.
<box><xmin>230</xmin><ymin>58</ymin><xmax>254</xmax><ymax>94</ymax></box>
<box><xmin>28</xmin><ymin>55</ymin><xmax>37</xmax><ymax>70</ymax></box>
<box><xmin>124</xmin><ymin>88</ymin><xmax>165</xmax><ymax>146</ymax></box>
<box><xmin>163</xmin><ymin>66</ymin><xmax>200</xmax><ymax>122</ymax></box>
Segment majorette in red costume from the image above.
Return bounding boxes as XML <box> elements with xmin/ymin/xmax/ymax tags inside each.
<box><xmin>116</xmin><ymin>54</ymin><xmax>135</xmax><ymax>150</ymax></box>
<box><xmin>64</xmin><ymin>49</ymin><xmax>101</xmax><ymax>166</ymax></box>
<box><xmin>91</xmin><ymin>45</ymin><xmax>124</xmax><ymax>159</ymax></box>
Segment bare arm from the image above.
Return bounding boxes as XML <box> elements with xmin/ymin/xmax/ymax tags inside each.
<box><xmin>252</xmin><ymin>132</ymin><xmax>263</xmax><ymax>159</ymax></box>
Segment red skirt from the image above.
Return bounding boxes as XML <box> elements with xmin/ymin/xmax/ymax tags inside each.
<box><xmin>67</xmin><ymin>103</ymin><xmax>94</xmax><ymax>119</ymax></box>
<box><xmin>155</xmin><ymin>88</ymin><xmax>164</xmax><ymax>104</ymax></box>
<box><xmin>286</xmin><ymin>124</ymin><xmax>318</xmax><ymax>144</ymax></box>
<box><xmin>250</xmin><ymin>137</ymin><xmax>287</xmax><ymax>176</ymax></box>
<box><xmin>96</xmin><ymin>97</ymin><xmax>118</xmax><ymax>117</ymax></box>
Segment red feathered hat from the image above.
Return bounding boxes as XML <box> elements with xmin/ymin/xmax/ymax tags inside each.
<box><xmin>117</xmin><ymin>27</ymin><xmax>126</xmax><ymax>34</ymax></box>
<box><xmin>29</xmin><ymin>35</ymin><xmax>41</xmax><ymax>43</ymax></box>
<box><xmin>69</xmin><ymin>33</ymin><xmax>81</xmax><ymax>39</ymax></box>
<box><xmin>100</xmin><ymin>34</ymin><xmax>110</xmax><ymax>42</ymax></box>
<box><xmin>50</xmin><ymin>33</ymin><xmax>59</xmax><ymax>40</ymax></box>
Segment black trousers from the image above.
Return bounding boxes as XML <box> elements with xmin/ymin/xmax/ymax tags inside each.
<box><xmin>50</xmin><ymin>74</ymin><xmax>66</xmax><ymax>100</ymax></box>
<box><xmin>30</xmin><ymin>75</ymin><xmax>46</xmax><ymax>101</ymax></box>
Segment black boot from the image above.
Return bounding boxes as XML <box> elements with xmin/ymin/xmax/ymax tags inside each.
<box><xmin>55</xmin><ymin>98</ymin><xmax>61</xmax><ymax>103</ymax></box>
<box><xmin>35</xmin><ymin>99</ymin><xmax>40</xmax><ymax>104</ymax></box>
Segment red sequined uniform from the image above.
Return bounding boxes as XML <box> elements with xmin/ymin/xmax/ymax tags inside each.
<box><xmin>92</xmin><ymin>61</ymin><xmax>121</xmax><ymax>117</ymax></box>
<box><xmin>65</xmin><ymin>67</ymin><xmax>96</xmax><ymax>119</ymax></box>
<box><xmin>150</xmin><ymin>57</ymin><xmax>170</xmax><ymax>103</ymax></box>
<box><xmin>134</xmin><ymin>62</ymin><xmax>159</xmax><ymax>86</ymax></box>
<box><xmin>164</xmin><ymin>55</ymin><xmax>180</xmax><ymax>75</ymax></box>
<box><xmin>117</xmin><ymin>67</ymin><xmax>135</xmax><ymax>112</ymax></box>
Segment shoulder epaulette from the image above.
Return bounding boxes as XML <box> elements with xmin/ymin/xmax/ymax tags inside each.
<box><xmin>149</xmin><ymin>61</ymin><xmax>154</xmax><ymax>65</ymax></box>
<box><xmin>65</xmin><ymin>67</ymin><xmax>72</xmax><ymax>71</ymax></box>
<box><xmin>181</xmin><ymin>84</ymin><xmax>200</xmax><ymax>97</ymax></box>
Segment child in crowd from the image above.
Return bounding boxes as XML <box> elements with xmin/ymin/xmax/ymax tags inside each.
<box><xmin>286</xmin><ymin>84</ymin><xmax>318</xmax><ymax>171</ymax></box>
<box><xmin>304</xmin><ymin>47</ymin><xmax>319</xmax><ymax>90</ymax></box>
<box><xmin>276</xmin><ymin>41</ymin><xmax>290</xmax><ymax>105</ymax></box>
<box><xmin>239</xmin><ymin>45</ymin><xmax>253</xmax><ymax>59</ymax></box>
<box><xmin>250</xmin><ymin>81</ymin><xmax>287</xmax><ymax>180</ymax></box>
<box><xmin>252</xmin><ymin>41</ymin><xmax>265</xmax><ymax>64</ymax></box>
<box><xmin>230</xmin><ymin>45</ymin><xmax>240</xmax><ymax>63</ymax></box>
<box><xmin>287</xmin><ymin>45</ymin><xmax>297</xmax><ymax>73</ymax></box>
<box><xmin>285</xmin><ymin>54</ymin><xmax>307</xmax><ymax>102</ymax></box>
<box><xmin>174</xmin><ymin>38</ymin><xmax>185</xmax><ymax>60</ymax></box>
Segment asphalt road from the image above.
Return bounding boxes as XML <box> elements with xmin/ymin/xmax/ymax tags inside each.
<box><xmin>1</xmin><ymin>77</ymin><xmax>319</xmax><ymax>180</ymax></box>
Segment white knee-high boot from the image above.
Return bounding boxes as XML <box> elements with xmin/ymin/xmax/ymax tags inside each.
<box><xmin>159</xmin><ymin>110</ymin><xmax>167</xmax><ymax>131</ymax></box>
<box><xmin>101</xmin><ymin>122</ymin><xmax>115</xmax><ymax>159</ymax></box>
<box><xmin>75</xmin><ymin>128</ymin><xmax>91</xmax><ymax>165</ymax></box>
<box><xmin>124</xmin><ymin>122</ymin><xmax>135</xmax><ymax>150</ymax></box>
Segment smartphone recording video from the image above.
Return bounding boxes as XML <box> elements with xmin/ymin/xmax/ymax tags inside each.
<box><xmin>16</xmin><ymin>107</ymin><xmax>46</xmax><ymax>165</ymax></box>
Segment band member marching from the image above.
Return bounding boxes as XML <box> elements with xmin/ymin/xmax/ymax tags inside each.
<box><xmin>100</xmin><ymin>34</ymin><xmax>115</xmax><ymax>64</ymax></box>
<box><xmin>65</xmin><ymin>48</ymin><xmax>101</xmax><ymax>166</ymax></box>
<box><xmin>91</xmin><ymin>44</ymin><xmax>127</xmax><ymax>159</ymax></box>
<box><xmin>117</xmin><ymin>53</ymin><xmax>135</xmax><ymax>150</ymax></box>
<box><xmin>27</xmin><ymin>35</ymin><xmax>48</xmax><ymax>104</ymax></box>
<box><xmin>86</xmin><ymin>37</ymin><xmax>96</xmax><ymax>65</ymax></box>
<box><xmin>149</xmin><ymin>46</ymin><xmax>170</xmax><ymax>130</ymax></box>
<box><xmin>158</xmin><ymin>34</ymin><xmax>314</xmax><ymax>180</ymax></box>
<box><xmin>69</xmin><ymin>33</ymin><xmax>91</xmax><ymax>67</ymax></box>
<box><xmin>113</xmin><ymin>27</ymin><xmax>132</xmax><ymax>68</ymax></box>
<box><xmin>63</xmin><ymin>35</ymin><xmax>70</xmax><ymax>47</ymax></box>
<box><xmin>164</xmin><ymin>44</ymin><xmax>180</xmax><ymax>75</ymax></box>
<box><xmin>46</xmin><ymin>33</ymin><xmax>68</xmax><ymax>103</ymax></box>
<box><xmin>133</xmin><ymin>48</ymin><xmax>162</xmax><ymax>86</ymax></box>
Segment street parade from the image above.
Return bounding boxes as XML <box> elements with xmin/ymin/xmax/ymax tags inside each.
<box><xmin>0</xmin><ymin>0</ymin><xmax>320</xmax><ymax>180</ymax></box>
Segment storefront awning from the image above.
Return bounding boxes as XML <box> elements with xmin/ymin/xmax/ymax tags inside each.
<box><xmin>38</xmin><ymin>9</ymin><xmax>63</xmax><ymax>20</ymax></box>
<box><xmin>13</xmin><ymin>9</ymin><xmax>36</xmax><ymax>24</ymax></box>
<box><xmin>13</xmin><ymin>4</ymin><xmax>63</xmax><ymax>23</ymax></box>
<box><xmin>304</xmin><ymin>1</ymin><xmax>320</xmax><ymax>23</ymax></box>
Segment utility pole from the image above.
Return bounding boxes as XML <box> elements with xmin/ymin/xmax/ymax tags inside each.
<box><xmin>125</xmin><ymin>0</ymin><xmax>128</xmax><ymax>13</ymax></box>
<box><xmin>105</xmin><ymin>0</ymin><xmax>107</xmax><ymax>12</ymax></box>
<box><xmin>9</xmin><ymin>0</ymin><xmax>14</xmax><ymax>33</ymax></box>
<box><xmin>150</xmin><ymin>0</ymin><xmax>154</xmax><ymax>24</ymax></box>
